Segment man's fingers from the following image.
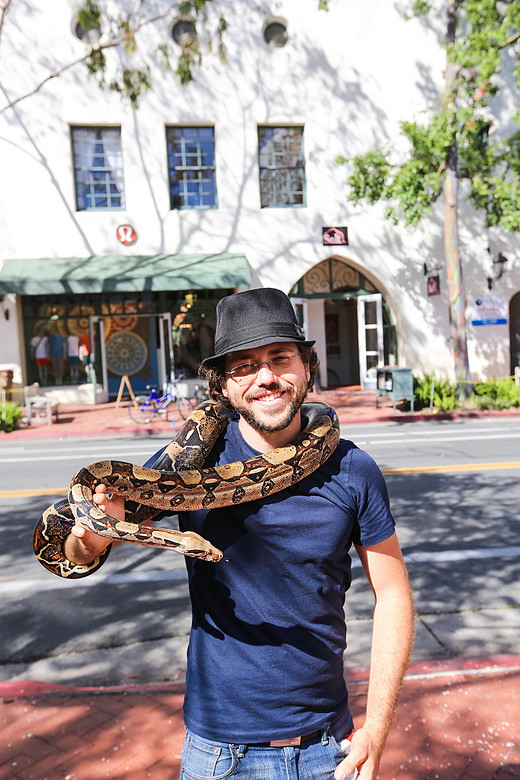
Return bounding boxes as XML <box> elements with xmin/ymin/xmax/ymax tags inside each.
<box><xmin>93</xmin><ymin>487</ymin><xmax>113</xmax><ymax>513</ymax></box>
<box><xmin>334</xmin><ymin>758</ymin><xmax>357</xmax><ymax>780</ymax></box>
<box><xmin>335</xmin><ymin>736</ymin><xmax>369</xmax><ymax>780</ymax></box>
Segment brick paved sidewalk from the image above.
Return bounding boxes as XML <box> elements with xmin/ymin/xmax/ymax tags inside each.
<box><xmin>1</xmin><ymin>657</ymin><xmax>519</xmax><ymax>780</ymax></box>
<box><xmin>1</xmin><ymin>387</ymin><xmax>403</xmax><ymax>441</ymax></box>
<box><xmin>4</xmin><ymin>386</ymin><xmax>520</xmax><ymax>442</ymax></box>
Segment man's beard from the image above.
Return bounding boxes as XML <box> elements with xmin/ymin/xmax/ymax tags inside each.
<box><xmin>231</xmin><ymin>381</ymin><xmax>308</xmax><ymax>433</ymax></box>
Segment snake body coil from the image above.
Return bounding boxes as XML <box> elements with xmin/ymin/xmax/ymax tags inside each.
<box><xmin>33</xmin><ymin>400</ymin><xmax>339</xmax><ymax>579</ymax></box>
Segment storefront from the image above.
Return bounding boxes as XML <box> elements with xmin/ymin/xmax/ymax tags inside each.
<box><xmin>0</xmin><ymin>253</ymin><xmax>250</xmax><ymax>399</ymax></box>
<box><xmin>291</xmin><ymin>256</ymin><xmax>397</xmax><ymax>389</ymax></box>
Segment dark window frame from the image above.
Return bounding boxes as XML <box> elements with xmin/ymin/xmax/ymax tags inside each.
<box><xmin>166</xmin><ymin>125</ymin><xmax>218</xmax><ymax>210</ymax></box>
<box><xmin>258</xmin><ymin>125</ymin><xmax>306</xmax><ymax>208</ymax></box>
<box><xmin>70</xmin><ymin>126</ymin><xmax>125</xmax><ymax>212</ymax></box>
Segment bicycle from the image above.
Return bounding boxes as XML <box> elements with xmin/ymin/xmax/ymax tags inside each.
<box><xmin>192</xmin><ymin>381</ymin><xmax>210</xmax><ymax>405</ymax></box>
<box><xmin>128</xmin><ymin>380</ymin><xmax>194</xmax><ymax>423</ymax></box>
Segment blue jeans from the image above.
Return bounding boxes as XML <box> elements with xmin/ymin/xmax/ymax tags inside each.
<box><xmin>179</xmin><ymin>727</ymin><xmax>357</xmax><ymax>780</ymax></box>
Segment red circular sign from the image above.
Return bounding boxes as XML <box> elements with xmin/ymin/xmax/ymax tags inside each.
<box><xmin>116</xmin><ymin>224</ymin><xmax>137</xmax><ymax>246</ymax></box>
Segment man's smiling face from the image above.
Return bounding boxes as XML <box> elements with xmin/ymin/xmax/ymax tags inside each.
<box><xmin>222</xmin><ymin>342</ymin><xmax>310</xmax><ymax>434</ymax></box>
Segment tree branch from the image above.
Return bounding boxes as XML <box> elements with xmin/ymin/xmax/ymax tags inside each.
<box><xmin>0</xmin><ymin>45</ymin><xmax>116</xmax><ymax>114</ymax></box>
<box><xmin>499</xmin><ymin>31</ymin><xmax>520</xmax><ymax>50</ymax></box>
<box><xmin>0</xmin><ymin>0</ymin><xmax>12</xmax><ymax>42</ymax></box>
<box><xmin>0</xmin><ymin>5</ymin><xmax>176</xmax><ymax>115</ymax></box>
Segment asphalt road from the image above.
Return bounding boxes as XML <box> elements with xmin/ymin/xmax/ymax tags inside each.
<box><xmin>1</xmin><ymin>417</ymin><xmax>519</xmax><ymax>686</ymax></box>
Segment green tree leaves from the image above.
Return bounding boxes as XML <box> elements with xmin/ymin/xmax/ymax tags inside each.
<box><xmin>338</xmin><ymin>0</ymin><xmax>520</xmax><ymax>396</ymax></box>
<box><xmin>340</xmin><ymin>0</ymin><xmax>520</xmax><ymax>233</ymax></box>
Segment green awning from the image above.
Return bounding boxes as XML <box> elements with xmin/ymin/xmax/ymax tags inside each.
<box><xmin>0</xmin><ymin>253</ymin><xmax>250</xmax><ymax>295</ymax></box>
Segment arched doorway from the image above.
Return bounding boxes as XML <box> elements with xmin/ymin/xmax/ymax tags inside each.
<box><xmin>510</xmin><ymin>292</ymin><xmax>520</xmax><ymax>375</ymax></box>
<box><xmin>290</xmin><ymin>257</ymin><xmax>397</xmax><ymax>388</ymax></box>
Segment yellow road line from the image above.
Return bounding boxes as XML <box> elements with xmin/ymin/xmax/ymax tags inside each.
<box><xmin>0</xmin><ymin>486</ymin><xmax>68</xmax><ymax>498</ymax></box>
<box><xmin>382</xmin><ymin>461</ymin><xmax>520</xmax><ymax>475</ymax></box>
<box><xmin>1</xmin><ymin>460</ymin><xmax>520</xmax><ymax>498</ymax></box>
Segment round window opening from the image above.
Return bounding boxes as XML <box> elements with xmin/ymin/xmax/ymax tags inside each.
<box><xmin>263</xmin><ymin>18</ymin><xmax>288</xmax><ymax>48</ymax></box>
<box><xmin>73</xmin><ymin>18</ymin><xmax>101</xmax><ymax>45</ymax></box>
<box><xmin>170</xmin><ymin>17</ymin><xmax>197</xmax><ymax>46</ymax></box>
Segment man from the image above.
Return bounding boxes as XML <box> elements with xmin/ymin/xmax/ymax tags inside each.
<box><xmin>66</xmin><ymin>288</ymin><xmax>415</xmax><ymax>780</ymax></box>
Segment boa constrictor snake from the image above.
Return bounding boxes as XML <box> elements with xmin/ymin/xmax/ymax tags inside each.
<box><xmin>33</xmin><ymin>400</ymin><xmax>340</xmax><ymax>579</ymax></box>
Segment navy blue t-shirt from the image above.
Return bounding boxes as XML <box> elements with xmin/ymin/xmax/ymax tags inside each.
<box><xmin>148</xmin><ymin>415</ymin><xmax>396</xmax><ymax>744</ymax></box>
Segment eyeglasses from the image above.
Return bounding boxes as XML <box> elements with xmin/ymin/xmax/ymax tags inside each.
<box><xmin>225</xmin><ymin>352</ymin><xmax>301</xmax><ymax>380</ymax></box>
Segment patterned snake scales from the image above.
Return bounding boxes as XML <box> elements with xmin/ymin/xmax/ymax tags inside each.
<box><xmin>33</xmin><ymin>400</ymin><xmax>340</xmax><ymax>579</ymax></box>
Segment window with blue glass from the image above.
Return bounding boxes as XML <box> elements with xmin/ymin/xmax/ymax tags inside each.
<box><xmin>166</xmin><ymin>126</ymin><xmax>218</xmax><ymax>209</ymax></box>
<box><xmin>71</xmin><ymin>127</ymin><xmax>125</xmax><ymax>211</ymax></box>
<box><xmin>258</xmin><ymin>126</ymin><xmax>306</xmax><ymax>207</ymax></box>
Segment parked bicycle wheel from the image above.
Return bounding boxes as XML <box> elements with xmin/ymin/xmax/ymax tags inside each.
<box><xmin>176</xmin><ymin>395</ymin><xmax>195</xmax><ymax>420</ymax></box>
<box><xmin>129</xmin><ymin>395</ymin><xmax>158</xmax><ymax>423</ymax></box>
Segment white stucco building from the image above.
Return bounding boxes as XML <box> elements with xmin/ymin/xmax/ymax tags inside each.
<box><xmin>0</xmin><ymin>0</ymin><xmax>519</xmax><ymax>402</ymax></box>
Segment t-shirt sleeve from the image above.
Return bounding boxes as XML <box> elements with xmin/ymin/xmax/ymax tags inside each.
<box><xmin>137</xmin><ymin>444</ymin><xmax>174</xmax><ymax>523</ymax></box>
<box><xmin>143</xmin><ymin>444</ymin><xmax>169</xmax><ymax>468</ymax></box>
<box><xmin>348</xmin><ymin>447</ymin><xmax>396</xmax><ymax>547</ymax></box>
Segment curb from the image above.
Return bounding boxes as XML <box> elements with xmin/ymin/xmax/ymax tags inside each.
<box><xmin>2</xmin><ymin>654</ymin><xmax>520</xmax><ymax>700</ymax></box>
<box><xmin>0</xmin><ymin>679</ymin><xmax>186</xmax><ymax>699</ymax></box>
<box><xmin>344</xmin><ymin>653</ymin><xmax>520</xmax><ymax>683</ymax></box>
<box><xmin>0</xmin><ymin>423</ymin><xmax>177</xmax><ymax>441</ymax></box>
<box><xmin>340</xmin><ymin>407</ymin><xmax>520</xmax><ymax>426</ymax></box>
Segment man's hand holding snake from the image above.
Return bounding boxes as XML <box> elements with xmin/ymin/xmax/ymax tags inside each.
<box><xmin>64</xmin><ymin>485</ymin><xmax>124</xmax><ymax>566</ymax></box>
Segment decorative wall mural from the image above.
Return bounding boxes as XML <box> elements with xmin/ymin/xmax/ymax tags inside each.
<box><xmin>106</xmin><ymin>331</ymin><xmax>148</xmax><ymax>376</ymax></box>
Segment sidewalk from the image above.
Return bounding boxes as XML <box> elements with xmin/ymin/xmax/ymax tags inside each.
<box><xmin>3</xmin><ymin>386</ymin><xmax>520</xmax><ymax>441</ymax></box>
<box><xmin>1</xmin><ymin>655</ymin><xmax>519</xmax><ymax>780</ymax></box>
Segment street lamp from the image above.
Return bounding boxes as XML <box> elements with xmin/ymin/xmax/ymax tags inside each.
<box><xmin>486</xmin><ymin>248</ymin><xmax>509</xmax><ymax>290</ymax></box>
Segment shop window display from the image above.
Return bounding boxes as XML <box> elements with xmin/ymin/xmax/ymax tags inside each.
<box><xmin>22</xmin><ymin>290</ymin><xmax>229</xmax><ymax>387</ymax></box>
<box><xmin>172</xmin><ymin>295</ymin><xmax>217</xmax><ymax>377</ymax></box>
<box><xmin>26</xmin><ymin>300</ymin><xmax>96</xmax><ymax>387</ymax></box>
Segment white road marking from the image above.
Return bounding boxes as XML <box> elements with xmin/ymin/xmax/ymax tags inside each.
<box><xmin>346</xmin><ymin>425</ymin><xmax>520</xmax><ymax>439</ymax></box>
<box><xmin>3</xmin><ymin>546</ymin><xmax>519</xmax><ymax>595</ymax></box>
<box><xmin>0</xmin><ymin>447</ymin><xmax>160</xmax><ymax>464</ymax></box>
<box><xmin>0</xmin><ymin>442</ymin><xmax>159</xmax><ymax>454</ymax></box>
<box><xmin>405</xmin><ymin>546</ymin><xmax>520</xmax><ymax>563</ymax></box>
<box><xmin>352</xmin><ymin>432</ymin><xmax>520</xmax><ymax>446</ymax></box>
<box><xmin>0</xmin><ymin>568</ymin><xmax>188</xmax><ymax>594</ymax></box>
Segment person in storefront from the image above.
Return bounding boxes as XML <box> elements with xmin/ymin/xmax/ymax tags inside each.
<box><xmin>67</xmin><ymin>332</ymin><xmax>80</xmax><ymax>383</ymax></box>
<box><xmin>48</xmin><ymin>324</ymin><xmax>67</xmax><ymax>385</ymax></box>
<box><xmin>79</xmin><ymin>333</ymin><xmax>95</xmax><ymax>383</ymax></box>
<box><xmin>65</xmin><ymin>288</ymin><xmax>415</xmax><ymax>780</ymax></box>
<box><xmin>30</xmin><ymin>327</ymin><xmax>50</xmax><ymax>385</ymax></box>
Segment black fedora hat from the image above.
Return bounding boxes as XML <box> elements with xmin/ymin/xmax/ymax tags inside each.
<box><xmin>201</xmin><ymin>288</ymin><xmax>315</xmax><ymax>366</ymax></box>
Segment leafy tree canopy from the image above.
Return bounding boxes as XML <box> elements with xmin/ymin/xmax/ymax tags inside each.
<box><xmin>338</xmin><ymin>0</ymin><xmax>520</xmax><ymax>232</ymax></box>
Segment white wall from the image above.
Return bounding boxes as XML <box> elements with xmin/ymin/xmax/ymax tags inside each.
<box><xmin>1</xmin><ymin>0</ymin><xmax>519</xmax><ymax>385</ymax></box>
